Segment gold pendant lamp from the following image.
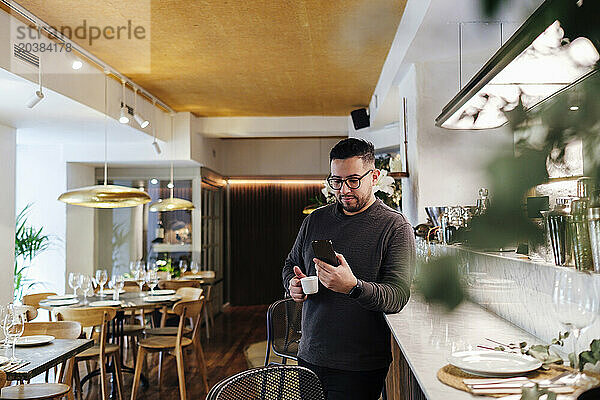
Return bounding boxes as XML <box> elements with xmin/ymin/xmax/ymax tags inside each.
<box><xmin>58</xmin><ymin>73</ymin><xmax>151</xmax><ymax>208</ymax></box>
<box><xmin>148</xmin><ymin>114</ymin><xmax>194</xmax><ymax>212</ymax></box>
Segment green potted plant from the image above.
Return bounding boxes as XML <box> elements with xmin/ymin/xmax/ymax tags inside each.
<box><xmin>14</xmin><ymin>204</ymin><xmax>50</xmax><ymax>301</ymax></box>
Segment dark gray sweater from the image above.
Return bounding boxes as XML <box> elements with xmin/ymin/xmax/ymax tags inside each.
<box><xmin>282</xmin><ymin>199</ymin><xmax>415</xmax><ymax>371</ymax></box>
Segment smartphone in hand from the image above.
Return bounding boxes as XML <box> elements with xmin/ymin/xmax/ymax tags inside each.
<box><xmin>312</xmin><ymin>240</ymin><xmax>340</xmax><ymax>266</ymax></box>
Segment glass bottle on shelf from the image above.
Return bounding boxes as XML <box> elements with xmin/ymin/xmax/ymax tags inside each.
<box><xmin>152</xmin><ymin>216</ymin><xmax>165</xmax><ymax>244</ymax></box>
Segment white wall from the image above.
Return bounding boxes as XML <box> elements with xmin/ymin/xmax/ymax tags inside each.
<box><xmin>0</xmin><ymin>124</ymin><xmax>15</xmax><ymax>304</ymax></box>
<box><xmin>412</xmin><ymin>60</ymin><xmax>514</xmax><ymax>225</ymax></box>
<box><xmin>15</xmin><ymin>144</ymin><xmax>66</xmax><ymax>295</ymax></box>
<box><xmin>65</xmin><ymin>163</ymin><xmax>95</xmax><ymax>287</ymax></box>
<box><xmin>221</xmin><ymin>137</ymin><xmax>344</xmax><ymax>177</ymax></box>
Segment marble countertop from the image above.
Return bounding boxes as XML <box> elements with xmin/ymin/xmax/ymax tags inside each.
<box><xmin>385</xmin><ymin>297</ymin><xmax>542</xmax><ymax>400</ymax></box>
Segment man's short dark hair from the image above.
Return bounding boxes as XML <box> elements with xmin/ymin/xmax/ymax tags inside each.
<box><xmin>329</xmin><ymin>138</ymin><xmax>375</xmax><ymax>167</ymax></box>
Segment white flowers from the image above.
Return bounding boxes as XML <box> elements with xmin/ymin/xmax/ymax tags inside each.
<box><xmin>321</xmin><ymin>181</ymin><xmax>336</xmax><ymax>203</ymax></box>
<box><xmin>374</xmin><ymin>169</ymin><xmax>396</xmax><ymax>195</ymax></box>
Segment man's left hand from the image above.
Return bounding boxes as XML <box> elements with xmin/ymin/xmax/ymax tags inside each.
<box><xmin>314</xmin><ymin>253</ymin><xmax>357</xmax><ymax>294</ymax></box>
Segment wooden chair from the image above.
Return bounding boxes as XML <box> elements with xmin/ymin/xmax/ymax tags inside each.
<box><xmin>131</xmin><ymin>299</ymin><xmax>209</xmax><ymax>400</ymax></box>
<box><xmin>22</xmin><ymin>293</ymin><xmax>57</xmax><ymax>320</ymax></box>
<box><xmin>22</xmin><ymin>322</ymin><xmax>82</xmax><ymax>398</ymax></box>
<box><xmin>15</xmin><ymin>305</ymin><xmax>38</xmax><ymax>322</ymax></box>
<box><xmin>0</xmin><ymin>368</ymin><xmax>70</xmax><ymax>400</ymax></box>
<box><xmin>201</xmin><ymin>284</ymin><xmax>215</xmax><ymax>339</ymax></box>
<box><xmin>0</xmin><ymin>321</ymin><xmax>75</xmax><ymax>400</ymax></box>
<box><xmin>156</xmin><ymin>287</ymin><xmax>204</xmax><ymax>329</ymax></box>
<box><xmin>55</xmin><ymin>308</ymin><xmax>123</xmax><ymax>400</ymax></box>
<box><xmin>157</xmin><ymin>280</ymin><xmax>201</xmax><ymax>291</ymax></box>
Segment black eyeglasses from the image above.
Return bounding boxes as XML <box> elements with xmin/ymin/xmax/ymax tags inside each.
<box><xmin>327</xmin><ymin>170</ymin><xmax>373</xmax><ymax>190</ymax></box>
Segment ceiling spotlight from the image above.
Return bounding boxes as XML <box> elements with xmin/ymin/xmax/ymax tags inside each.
<box><xmin>72</xmin><ymin>59</ymin><xmax>83</xmax><ymax>70</ymax></box>
<box><xmin>119</xmin><ymin>81</ymin><xmax>129</xmax><ymax>123</ymax></box>
<box><xmin>570</xmin><ymin>106</ymin><xmax>579</xmax><ymax>111</ymax></box>
<box><xmin>152</xmin><ymin>139</ymin><xmax>162</xmax><ymax>154</ymax></box>
<box><xmin>119</xmin><ymin>105</ymin><xmax>130</xmax><ymax>124</ymax></box>
<box><xmin>27</xmin><ymin>52</ymin><xmax>44</xmax><ymax>108</ymax></box>
<box><xmin>150</xmin><ymin>178</ymin><xmax>159</xmax><ymax>185</ymax></box>
<box><xmin>134</xmin><ymin>112</ymin><xmax>150</xmax><ymax>128</ymax></box>
<box><xmin>26</xmin><ymin>90</ymin><xmax>44</xmax><ymax>108</ymax></box>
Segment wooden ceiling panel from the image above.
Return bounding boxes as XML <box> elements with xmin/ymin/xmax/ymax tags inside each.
<box><xmin>14</xmin><ymin>0</ymin><xmax>406</xmax><ymax>116</ymax></box>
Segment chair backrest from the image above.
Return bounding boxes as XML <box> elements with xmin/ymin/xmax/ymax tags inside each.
<box><xmin>55</xmin><ymin>307</ymin><xmax>116</xmax><ymax>356</ymax></box>
<box><xmin>14</xmin><ymin>305</ymin><xmax>38</xmax><ymax>322</ymax></box>
<box><xmin>123</xmin><ymin>281</ymin><xmax>141</xmax><ymax>292</ymax></box>
<box><xmin>175</xmin><ymin>287</ymin><xmax>203</xmax><ymax>301</ymax></box>
<box><xmin>22</xmin><ymin>292</ymin><xmax>57</xmax><ymax>309</ymax></box>
<box><xmin>23</xmin><ymin>321</ymin><xmax>82</xmax><ymax>339</ymax></box>
<box><xmin>265</xmin><ymin>298</ymin><xmax>302</xmax><ymax>364</ymax></box>
<box><xmin>159</xmin><ymin>280</ymin><xmax>201</xmax><ymax>290</ymax></box>
<box><xmin>206</xmin><ymin>365</ymin><xmax>324</xmax><ymax>400</ymax></box>
<box><xmin>0</xmin><ymin>370</ymin><xmax>5</xmax><ymax>388</ymax></box>
<box><xmin>172</xmin><ymin>298</ymin><xmax>205</xmax><ymax>343</ymax></box>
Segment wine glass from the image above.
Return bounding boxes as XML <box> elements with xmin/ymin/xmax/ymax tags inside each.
<box><xmin>110</xmin><ymin>275</ymin><xmax>125</xmax><ymax>301</ymax></box>
<box><xmin>95</xmin><ymin>270</ymin><xmax>108</xmax><ymax>296</ymax></box>
<box><xmin>553</xmin><ymin>270</ymin><xmax>599</xmax><ymax>386</ymax></box>
<box><xmin>190</xmin><ymin>261</ymin><xmax>199</xmax><ymax>275</ymax></box>
<box><xmin>80</xmin><ymin>275</ymin><xmax>93</xmax><ymax>304</ymax></box>
<box><xmin>68</xmin><ymin>272</ymin><xmax>79</xmax><ymax>295</ymax></box>
<box><xmin>135</xmin><ymin>269</ymin><xmax>146</xmax><ymax>296</ymax></box>
<box><xmin>146</xmin><ymin>270</ymin><xmax>159</xmax><ymax>295</ymax></box>
<box><xmin>0</xmin><ymin>305</ymin><xmax>10</xmax><ymax>349</ymax></box>
<box><xmin>146</xmin><ymin>260</ymin><xmax>157</xmax><ymax>273</ymax></box>
<box><xmin>4</xmin><ymin>308</ymin><xmax>24</xmax><ymax>362</ymax></box>
<box><xmin>179</xmin><ymin>260</ymin><xmax>188</xmax><ymax>276</ymax></box>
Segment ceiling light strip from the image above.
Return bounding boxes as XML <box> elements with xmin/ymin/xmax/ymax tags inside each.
<box><xmin>0</xmin><ymin>0</ymin><xmax>174</xmax><ymax>114</ymax></box>
<box><xmin>227</xmin><ymin>179</ymin><xmax>325</xmax><ymax>185</ymax></box>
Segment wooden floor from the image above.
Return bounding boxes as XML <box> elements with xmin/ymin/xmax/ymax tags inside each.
<box><xmin>74</xmin><ymin>305</ymin><xmax>268</xmax><ymax>400</ymax></box>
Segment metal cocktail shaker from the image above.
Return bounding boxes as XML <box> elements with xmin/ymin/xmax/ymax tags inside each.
<box><xmin>546</xmin><ymin>198</ymin><xmax>572</xmax><ymax>266</ymax></box>
<box><xmin>570</xmin><ymin>199</ymin><xmax>594</xmax><ymax>271</ymax></box>
<box><xmin>588</xmin><ymin>207</ymin><xmax>600</xmax><ymax>273</ymax></box>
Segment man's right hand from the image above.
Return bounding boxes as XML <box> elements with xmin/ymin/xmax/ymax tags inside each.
<box><xmin>289</xmin><ymin>266</ymin><xmax>307</xmax><ymax>303</ymax></box>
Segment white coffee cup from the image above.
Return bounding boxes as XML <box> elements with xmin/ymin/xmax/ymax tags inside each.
<box><xmin>300</xmin><ymin>276</ymin><xmax>319</xmax><ymax>295</ymax></box>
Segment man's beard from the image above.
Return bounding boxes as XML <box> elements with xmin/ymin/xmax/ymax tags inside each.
<box><xmin>336</xmin><ymin>193</ymin><xmax>370</xmax><ymax>213</ymax></box>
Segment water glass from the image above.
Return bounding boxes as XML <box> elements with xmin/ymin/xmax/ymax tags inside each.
<box><xmin>553</xmin><ymin>269</ymin><xmax>599</xmax><ymax>386</ymax></box>
<box><xmin>190</xmin><ymin>261</ymin><xmax>199</xmax><ymax>275</ymax></box>
<box><xmin>79</xmin><ymin>275</ymin><xmax>93</xmax><ymax>304</ymax></box>
<box><xmin>146</xmin><ymin>270</ymin><xmax>159</xmax><ymax>294</ymax></box>
<box><xmin>0</xmin><ymin>305</ymin><xmax>10</xmax><ymax>349</ymax></box>
<box><xmin>135</xmin><ymin>269</ymin><xmax>146</xmax><ymax>296</ymax></box>
<box><xmin>95</xmin><ymin>269</ymin><xmax>108</xmax><ymax>296</ymax></box>
<box><xmin>68</xmin><ymin>272</ymin><xmax>79</xmax><ymax>295</ymax></box>
<box><xmin>4</xmin><ymin>309</ymin><xmax>24</xmax><ymax>362</ymax></box>
<box><xmin>179</xmin><ymin>260</ymin><xmax>188</xmax><ymax>276</ymax></box>
<box><xmin>111</xmin><ymin>275</ymin><xmax>125</xmax><ymax>301</ymax></box>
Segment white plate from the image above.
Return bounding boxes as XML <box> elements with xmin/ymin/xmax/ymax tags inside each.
<box><xmin>16</xmin><ymin>335</ymin><xmax>55</xmax><ymax>347</ymax></box>
<box><xmin>89</xmin><ymin>300</ymin><xmax>122</xmax><ymax>307</ymax></box>
<box><xmin>46</xmin><ymin>294</ymin><xmax>78</xmax><ymax>300</ymax></box>
<box><xmin>149</xmin><ymin>289</ymin><xmax>175</xmax><ymax>296</ymax></box>
<box><xmin>42</xmin><ymin>298</ymin><xmax>80</xmax><ymax>306</ymax></box>
<box><xmin>143</xmin><ymin>295</ymin><xmax>182</xmax><ymax>303</ymax></box>
<box><xmin>448</xmin><ymin>351</ymin><xmax>542</xmax><ymax>377</ymax></box>
<box><xmin>102</xmin><ymin>289</ymin><xmax>125</xmax><ymax>295</ymax></box>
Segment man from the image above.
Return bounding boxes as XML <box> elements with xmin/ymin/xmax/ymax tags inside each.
<box><xmin>282</xmin><ymin>138</ymin><xmax>415</xmax><ymax>400</ymax></box>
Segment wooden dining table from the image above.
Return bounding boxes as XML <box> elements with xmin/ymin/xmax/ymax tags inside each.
<box><xmin>3</xmin><ymin>338</ymin><xmax>93</xmax><ymax>382</ymax></box>
<box><xmin>39</xmin><ymin>291</ymin><xmax>183</xmax><ymax>387</ymax></box>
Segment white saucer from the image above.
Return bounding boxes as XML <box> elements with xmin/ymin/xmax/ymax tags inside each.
<box><xmin>144</xmin><ymin>295</ymin><xmax>182</xmax><ymax>303</ymax></box>
<box><xmin>149</xmin><ymin>290</ymin><xmax>175</xmax><ymax>296</ymax></box>
<box><xmin>16</xmin><ymin>335</ymin><xmax>55</xmax><ymax>347</ymax></box>
<box><xmin>89</xmin><ymin>300</ymin><xmax>122</xmax><ymax>307</ymax></box>
<box><xmin>42</xmin><ymin>298</ymin><xmax>80</xmax><ymax>306</ymax></box>
<box><xmin>46</xmin><ymin>294</ymin><xmax>78</xmax><ymax>300</ymax></box>
<box><xmin>448</xmin><ymin>350</ymin><xmax>542</xmax><ymax>377</ymax></box>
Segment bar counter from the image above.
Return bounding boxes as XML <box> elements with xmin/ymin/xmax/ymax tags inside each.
<box><xmin>384</xmin><ymin>296</ymin><xmax>541</xmax><ymax>400</ymax></box>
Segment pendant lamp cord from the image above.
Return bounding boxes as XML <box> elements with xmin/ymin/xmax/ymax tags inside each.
<box><xmin>152</xmin><ymin>99</ymin><xmax>157</xmax><ymax>143</ymax></box>
<box><xmin>104</xmin><ymin>73</ymin><xmax>108</xmax><ymax>185</ymax></box>
<box><xmin>170</xmin><ymin>113</ymin><xmax>175</xmax><ymax>199</ymax></box>
<box><xmin>37</xmin><ymin>27</ymin><xmax>42</xmax><ymax>92</ymax></box>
